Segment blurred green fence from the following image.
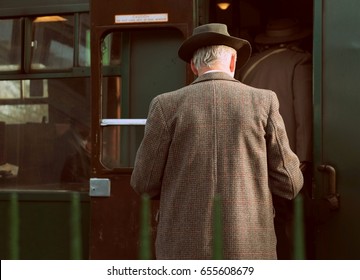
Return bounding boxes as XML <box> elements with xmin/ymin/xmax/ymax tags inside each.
<box><xmin>7</xmin><ymin>191</ymin><xmax>305</xmax><ymax>260</ymax></box>
<box><xmin>6</xmin><ymin>191</ymin><xmax>84</xmax><ymax>260</ymax></box>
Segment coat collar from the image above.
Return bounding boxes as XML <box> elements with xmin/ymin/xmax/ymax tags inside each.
<box><xmin>191</xmin><ymin>71</ymin><xmax>238</xmax><ymax>85</ymax></box>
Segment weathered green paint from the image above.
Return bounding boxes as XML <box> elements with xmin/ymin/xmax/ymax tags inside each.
<box><xmin>9</xmin><ymin>192</ymin><xmax>20</xmax><ymax>260</ymax></box>
<box><xmin>213</xmin><ymin>194</ymin><xmax>223</xmax><ymax>260</ymax></box>
<box><xmin>139</xmin><ymin>194</ymin><xmax>151</xmax><ymax>260</ymax></box>
<box><xmin>70</xmin><ymin>192</ymin><xmax>83</xmax><ymax>260</ymax></box>
<box><xmin>0</xmin><ymin>191</ymin><xmax>90</xmax><ymax>260</ymax></box>
<box><xmin>312</xmin><ymin>0</ymin><xmax>324</xmax><ymax>200</ymax></box>
<box><xmin>313</xmin><ymin>0</ymin><xmax>360</xmax><ymax>259</ymax></box>
<box><xmin>293</xmin><ymin>194</ymin><xmax>305</xmax><ymax>260</ymax></box>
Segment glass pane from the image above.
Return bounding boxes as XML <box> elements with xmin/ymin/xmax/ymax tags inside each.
<box><xmin>0</xmin><ymin>78</ymin><xmax>91</xmax><ymax>191</ymax></box>
<box><xmin>31</xmin><ymin>15</ymin><xmax>74</xmax><ymax>70</ymax></box>
<box><xmin>0</xmin><ymin>80</ymin><xmax>49</xmax><ymax>100</ymax></box>
<box><xmin>47</xmin><ymin>77</ymin><xmax>91</xmax><ymax>186</ymax></box>
<box><xmin>0</xmin><ymin>104</ymin><xmax>48</xmax><ymax>124</ymax></box>
<box><xmin>0</xmin><ymin>19</ymin><xmax>21</xmax><ymax>70</ymax></box>
<box><xmin>102</xmin><ymin>32</ymin><xmax>122</xmax><ymax>66</ymax></box>
<box><xmin>101</xmin><ymin>76</ymin><xmax>122</xmax><ymax>119</ymax></box>
<box><xmin>79</xmin><ymin>13</ymin><xmax>90</xmax><ymax>66</ymax></box>
<box><xmin>23</xmin><ymin>79</ymin><xmax>49</xmax><ymax>98</ymax></box>
<box><xmin>100</xmin><ymin>75</ymin><xmax>144</xmax><ymax>168</ymax></box>
<box><xmin>101</xmin><ymin>126</ymin><xmax>144</xmax><ymax>168</ymax></box>
<box><xmin>100</xmin><ymin>28</ymin><xmax>185</xmax><ymax>169</ymax></box>
<box><xmin>0</xmin><ymin>80</ymin><xmax>21</xmax><ymax>99</ymax></box>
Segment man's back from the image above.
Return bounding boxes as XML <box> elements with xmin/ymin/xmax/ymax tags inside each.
<box><xmin>131</xmin><ymin>71</ymin><xmax>303</xmax><ymax>259</ymax></box>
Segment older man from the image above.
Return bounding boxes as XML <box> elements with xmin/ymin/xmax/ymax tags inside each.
<box><xmin>131</xmin><ymin>23</ymin><xmax>303</xmax><ymax>259</ymax></box>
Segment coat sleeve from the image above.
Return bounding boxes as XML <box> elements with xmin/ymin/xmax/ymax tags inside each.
<box><xmin>130</xmin><ymin>97</ymin><xmax>171</xmax><ymax>198</ymax></box>
<box><xmin>265</xmin><ymin>91</ymin><xmax>304</xmax><ymax>199</ymax></box>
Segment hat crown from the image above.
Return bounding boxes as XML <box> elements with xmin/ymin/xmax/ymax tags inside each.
<box><xmin>255</xmin><ymin>18</ymin><xmax>311</xmax><ymax>45</ymax></box>
<box><xmin>178</xmin><ymin>23</ymin><xmax>252</xmax><ymax>69</ymax></box>
<box><xmin>193</xmin><ymin>23</ymin><xmax>230</xmax><ymax>36</ymax></box>
<box><xmin>265</xmin><ymin>18</ymin><xmax>300</xmax><ymax>38</ymax></box>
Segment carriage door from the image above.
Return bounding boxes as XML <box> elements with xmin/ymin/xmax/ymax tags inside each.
<box><xmin>313</xmin><ymin>0</ymin><xmax>360</xmax><ymax>259</ymax></box>
<box><xmin>89</xmin><ymin>0</ymin><xmax>194</xmax><ymax>259</ymax></box>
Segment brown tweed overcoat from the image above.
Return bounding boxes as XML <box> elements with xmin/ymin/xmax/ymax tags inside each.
<box><xmin>131</xmin><ymin>71</ymin><xmax>303</xmax><ymax>260</ymax></box>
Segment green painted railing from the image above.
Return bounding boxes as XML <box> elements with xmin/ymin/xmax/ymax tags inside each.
<box><xmin>293</xmin><ymin>193</ymin><xmax>306</xmax><ymax>259</ymax></box>
<box><xmin>213</xmin><ymin>194</ymin><xmax>223</xmax><ymax>259</ymax></box>
<box><xmin>9</xmin><ymin>192</ymin><xmax>19</xmax><ymax>260</ymax></box>
<box><xmin>7</xmin><ymin>191</ymin><xmax>305</xmax><ymax>259</ymax></box>
<box><xmin>70</xmin><ymin>192</ymin><xmax>83</xmax><ymax>260</ymax></box>
<box><xmin>139</xmin><ymin>194</ymin><xmax>152</xmax><ymax>260</ymax></box>
<box><xmin>7</xmin><ymin>191</ymin><xmax>83</xmax><ymax>260</ymax></box>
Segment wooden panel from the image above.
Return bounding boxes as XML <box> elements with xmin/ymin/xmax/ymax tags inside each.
<box><xmin>91</xmin><ymin>0</ymin><xmax>194</xmax><ymax>27</ymax></box>
<box><xmin>89</xmin><ymin>0</ymin><xmax>194</xmax><ymax>259</ymax></box>
<box><xmin>0</xmin><ymin>0</ymin><xmax>89</xmax><ymax>17</ymax></box>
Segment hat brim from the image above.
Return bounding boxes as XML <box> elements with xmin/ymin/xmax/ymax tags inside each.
<box><xmin>178</xmin><ymin>32</ymin><xmax>252</xmax><ymax>69</ymax></box>
<box><xmin>255</xmin><ymin>28</ymin><xmax>312</xmax><ymax>45</ymax></box>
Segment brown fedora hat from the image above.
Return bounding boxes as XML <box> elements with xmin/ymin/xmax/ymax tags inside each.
<box><xmin>178</xmin><ymin>23</ymin><xmax>252</xmax><ymax>69</ymax></box>
<box><xmin>255</xmin><ymin>18</ymin><xmax>312</xmax><ymax>45</ymax></box>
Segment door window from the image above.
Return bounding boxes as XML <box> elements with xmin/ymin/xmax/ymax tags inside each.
<box><xmin>99</xmin><ymin>28</ymin><xmax>186</xmax><ymax>169</ymax></box>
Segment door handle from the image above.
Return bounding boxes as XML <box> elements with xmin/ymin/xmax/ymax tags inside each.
<box><xmin>317</xmin><ymin>164</ymin><xmax>340</xmax><ymax>210</ymax></box>
<box><xmin>100</xmin><ymin>119</ymin><xmax>146</xmax><ymax>126</ymax></box>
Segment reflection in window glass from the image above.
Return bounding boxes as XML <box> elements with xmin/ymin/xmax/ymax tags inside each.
<box><xmin>0</xmin><ymin>12</ymin><xmax>92</xmax><ymax>191</ymax></box>
<box><xmin>0</xmin><ymin>104</ymin><xmax>48</xmax><ymax>124</ymax></box>
<box><xmin>100</xmin><ymin>28</ymin><xmax>185</xmax><ymax>169</ymax></box>
<box><xmin>100</xmin><ymin>75</ymin><xmax>143</xmax><ymax>168</ymax></box>
<box><xmin>31</xmin><ymin>15</ymin><xmax>74</xmax><ymax>70</ymax></box>
<box><xmin>101</xmin><ymin>126</ymin><xmax>143</xmax><ymax>168</ymax></box>
<box><xmin>0</xmin><ymin>80</ymin><xmax>21</xmax><ymax>99</ymax></box>
<box><xmin>79</xmin><ymin>13</ymin><xmax>90</xmax><ymax>66</ymax></box>
<box><xmin>0</xmin><ymin>78</ymin><xmax>91</xmax><ymax>189</ymax></box>
<box><xmin>48</xmin><ymin>78</ymin><xmax>90</xmax><ymax>125</ymax></box>
<box><xmin>101</xmin><ymin>76</ymin><xmax>122</xmax><ymax>119</ymax></box>
<box><xmin>0</xmin><ymin>80</ymin><xmax>49</xmax><ymax>100</ymax></box>
<box><xmin>0</xmin><ymin>79</ymin><xmax>49</xmax><ymax>123</ymax></box>
<box><xmin>0</xmin><ymin>19</ymin><xmax>21</xmax><ymax>70</ymax></box>
<box><xmin>23</xmin><ymin>80</ymin><xmax>49</xmax><ymax>98</ymax></box>
<box><xmin>102</xmin><ymin>32</ymin><xmax>122</xmax><ymax>66</ymax></box>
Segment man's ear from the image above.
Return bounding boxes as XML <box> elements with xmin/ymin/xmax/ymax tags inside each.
<box><xmin>190</xmin><ymin>60</ymin><xmax>198</xmax><ymax>76</ymax></box>
<box><xmin>230</xmin><ymin>53</ymin><xmax>237</xmax><ymax>73</ymax></box>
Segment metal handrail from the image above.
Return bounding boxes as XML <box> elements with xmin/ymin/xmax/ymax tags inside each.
<box><xmin>100</xmin><ymin>119</ymin><xmax>146</xmax><ymax>126</ymax></box>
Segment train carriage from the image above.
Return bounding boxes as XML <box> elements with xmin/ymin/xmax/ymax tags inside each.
<box><xmin>0</xmin><ymin>0</ymin><xmax>360</xmax><ymax>260</ymax></box>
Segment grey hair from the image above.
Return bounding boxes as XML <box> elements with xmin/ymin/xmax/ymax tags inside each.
<box><xmin>192</xmin><ymin>45</ymin><xmax>236</xmax><ymax>70</ymax></box>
